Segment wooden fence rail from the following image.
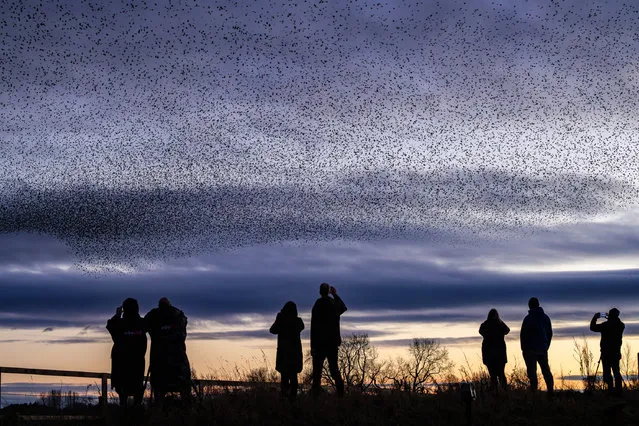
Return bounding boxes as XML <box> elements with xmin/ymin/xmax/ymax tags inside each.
<box><xmin>0</xmin><ymin>366</ymin><xmax>267</xmax><ymax>415</ymax></box>
<box><xmin>0</xmin><ymin>366</ymin><xmax>110</xmax><ymax>414</ymax></box>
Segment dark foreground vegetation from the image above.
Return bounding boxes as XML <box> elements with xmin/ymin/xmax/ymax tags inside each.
<box><xmin>2</xmin><ymin>387</ymin><xmax>639</xmax><ymax>426</ymax></box>
<box><xmin>2</xmin><ymin>335</ymin><xmax>637</xmax><ymax>425</ymax></box>
<box><xmin>145</xmin><ymin>388</ymin><xmax>639</xmax><ymax>426</ymax></box>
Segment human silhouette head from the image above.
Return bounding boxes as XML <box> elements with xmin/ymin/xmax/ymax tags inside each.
<box><xmin>159</xmin><ymin>297</ymin><xmax>171</xmax><ymax>309</ymax></box>
<box><xmin>608</xmin><ymin>308</ymin><xmax>620</xmax><ymax>318</ymax></box>
<box><xmin>281</xmin><ymin>301</ymin><xmax>298</xmax><ymax>317</ymax></box>
<box><xmin>528</xmin><ymin>297</ymin><xmax>540</xmax><ymax>309</ymax></box>
<box><xmin>122</xmin><ymin>298</ymin><xmax>139</xmax><ymax>317</ymax></box>
<box><xmin>319</xmin><ymin>283</ymin><xmax>330</xmax><ymax>297</ymax></box>
<box><xmin>487</xmin><ymin>308</ymin><xmax>500</xmax><ymax>321</ymax></box>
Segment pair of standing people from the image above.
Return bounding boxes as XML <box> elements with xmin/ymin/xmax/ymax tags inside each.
<box><xmin>480</xmin><ymin>297</ymin><xmax>553</xmax><ymax>393</ymax></box>
<box><xmin>106</xmin><ymin>297</ymin><xmax>192</xmax><ymax>406</ymax></box>
<box><xmin>269</xmin><ymin>282</ymin><xmax>347</xmax><ymax>400</ymax></box>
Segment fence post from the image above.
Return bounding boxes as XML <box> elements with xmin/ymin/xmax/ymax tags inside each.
<box><xmin>101</xmin><ymin>373</ymin><xmax>108</xmax><ymax>415</ymax></box>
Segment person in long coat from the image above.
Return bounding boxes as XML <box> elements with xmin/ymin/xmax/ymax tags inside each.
<box><xmin>270</xmin><ymin>301</ymin><xmax>305</xmax><ymax>401</ymax></box>
<box><xmin>144</xmin><ymin>297</ymin><xmax>191</xmax><ymax>404</ymax></box>
<box><xmin>479</xmin><ymin>308</ymin><xmax>510</xmax><ymax>390</ymax></box>
<box><xmin>106</xmin><ymin>298</ymin><xmax>147</xmax><ymax>406</ymax></box>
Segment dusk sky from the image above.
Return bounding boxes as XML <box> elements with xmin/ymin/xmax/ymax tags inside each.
<box><xmin>2</xmin><ymin>0</ymin><xmax>639</xmax><ymax>394</ymax></box>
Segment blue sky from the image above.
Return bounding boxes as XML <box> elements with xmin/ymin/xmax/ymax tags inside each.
<box><xmin>1</xmin><ymin>0</ymin><xmax>639</xmax><ymax>379</ymax></box>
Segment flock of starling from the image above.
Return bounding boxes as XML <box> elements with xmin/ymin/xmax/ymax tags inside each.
<box><xmin>1</xmin><ymin>0</ymin><xmax>638</xmax><ymax>267</ymax></box>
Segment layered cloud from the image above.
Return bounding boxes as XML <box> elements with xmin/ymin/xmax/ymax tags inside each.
<box><xmin>1</xmin><ymin>237</ymin><xmax>638</xmax><ymax>348</ymax></box>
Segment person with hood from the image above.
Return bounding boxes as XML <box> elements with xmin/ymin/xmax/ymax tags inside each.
<box><xmin>590</xmin><ymin>308</ymin><xmax>625</xmax><ymax>395</ymax></box>
<box><xmin>311</xmin><ymin>282</ymin><xmax>347</xmax><ymax>398</ymax></box>
<box><xmin>270</xmin><ymin>301</ymin><xmax>305</xmax><ymax>401</ymax></box>
<box><xmin>479</xmin><ymin>308</ymin><xmax>510</xmax><ymax>390</ymax></box>
<box><xmin>520</xmin><ymin>297</ymin><xmax>554</xmax><ymax>394</ymax></box>
<box><xmin>144</xmin><ymin>297</ymin><xmax>191</xmax><ymax>404</ymax></box>
<box><xmin>106</xmin><ymin>298</ymin><xmax>147</xmax><ymax>407</ymax></box>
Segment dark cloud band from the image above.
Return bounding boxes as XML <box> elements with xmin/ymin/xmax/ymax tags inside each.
<box><xmin>0</xmin><ymin>267</ymin><xmax>638</xmax><ymax>332</ymax></box>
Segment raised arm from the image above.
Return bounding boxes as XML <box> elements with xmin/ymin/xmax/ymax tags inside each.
<box><xmin>502</xmin><ymin>321</ymin><xmax>510</xmax><ymax>336</ymax></box>
<box><xmin>590</xmin><ymin>313</ymin><xmax>602</xmax><ymax>332</ymax></box>
<box><xmin>106</xmin><ymin>306</ymin><xmax>122</xmax><ymax>337</ymax></box>
<box><xmin>332</xmin><ymin>294</ymin><xmax>347</xmax><ymax>316</ymax></box>
<box><xmin>269</xmin><ymin>313</ymin><xmax>281</xmax><ymax>335</ymax></box>
<box><xmin>329</xmin><ymin>286</ymin><xmax>347</xmax><ymax>316</ymax></box>
<box><xmin>479</xmin><ymin>322</ymin><xmax>487</xmax><ymax>337</ymax></box>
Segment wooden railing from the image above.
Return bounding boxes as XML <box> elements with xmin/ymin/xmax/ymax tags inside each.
<box><xmin>0</xmin><ymin>366</ymin><xmax>268</xmax><ymax>414</ymax></box>
<box><xmin>0</xmin><ymin>366</ymin><xmax>110</xmax><ymax>414</ymax></box>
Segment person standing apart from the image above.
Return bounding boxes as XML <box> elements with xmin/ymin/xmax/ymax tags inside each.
<box><xmin>479</xmin><ymin>308</ymin><xmax>510</xmax><ymax>391</ymax></box>
<box><xmin>520</xmin><ymin>297</ymin><xmax>554</xmax><ymax>394</ymax></box>
<box><xmin>590</xmin><ymin>308</ymin><xmax>625</xmax><ymax>395</ymax></box>
<box><xmin>270</xmin><ymin>301</ymin><xmax>305</xmax><ymax>401</ymax></box>
<box><xmin>311</xmin><ymin>283</ymin><xmax>347</xmax><ymax>398</ymax></box>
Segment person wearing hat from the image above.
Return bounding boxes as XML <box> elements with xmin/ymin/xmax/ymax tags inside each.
<box><xmin>590</xmin><ymin>308</ymin><xmax>625</xmax><ymax>395</ymax></box>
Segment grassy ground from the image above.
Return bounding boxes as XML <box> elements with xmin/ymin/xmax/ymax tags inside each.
<box><xmin>2</xmin><ymin>388</ymin><xmax>639</xmax><ymax>425</ymax></box>
<box><xmin>139</xmin><ymin>389</ymin><xmax>638</xmax><ymax>426</ymax></box>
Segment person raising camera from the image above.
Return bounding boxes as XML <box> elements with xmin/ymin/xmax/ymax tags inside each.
<box><xmin>311</xmin><ymin>283</ymin><xmax>347</xmax><ymax>398</ymax></box>
<box><xmin>590</xmin><ymin>308</ymin><xmax>625</xmax><ymax>395</ymax></box>
<box><xmin>106</xmin><ymin>298</ymin><xmax>147</xmax><ymax>407</ymax></box>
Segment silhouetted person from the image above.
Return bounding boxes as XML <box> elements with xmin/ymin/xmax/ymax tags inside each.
<box><xmin>106</xmin><ymin>298</ymin><xmax>147</xmax><ymax>407</ymax></box>
<box><xmin>145</xmin><ymin>297</ymin><xmax>191</xmax><ymax>404</ymax></box>
<box><xmin>311</xmin><ymin>283</ymin><xmax>347</xmax><ymax>398</ymax></box>
<box><xmin>479</xmin><ymin>308</ymin><xmax>510</xmax><ymax>390</ymax></box>
<box><xmin>270</xmin><ymin>301</ymin><xmax>305</xmax><ymax>401</ymax></box>
<box><xmin>590</xmin><ymin>308</ymin><xmax>625</xmax><ymax>395</ymax></box>
<box><xmin>520</xmin><ymin>297</ymin><xmax>554</xmax><ymax>394</ymax></box>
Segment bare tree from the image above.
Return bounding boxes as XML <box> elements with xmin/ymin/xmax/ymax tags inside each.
<box><xmin>339</xmin><ymin>334</ymin><xmax>386</xmax><ymax>391</ymax></box>
<box><xmin>391</xmin><ymin>338</ymin><xmax>453</xmax><ymax>393</ymax></box>
<box><xmin>318</xmin><ymin>334</ymin><xmax>386</xmax><ymax>392</ymax></box>
<box><xmin>385</xmin><ymin>356</ymin><xmax>412</xmax><ymax>392</ymax></box>
<box><xmin>301</xmin><ymin>349</ymin><xmax>314</xmax><ymax>389</ymax></box>
<box><xmin>365</xmin><ymin>350</ymin><xmax>387</xmax><ymax>390</ymax></box>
